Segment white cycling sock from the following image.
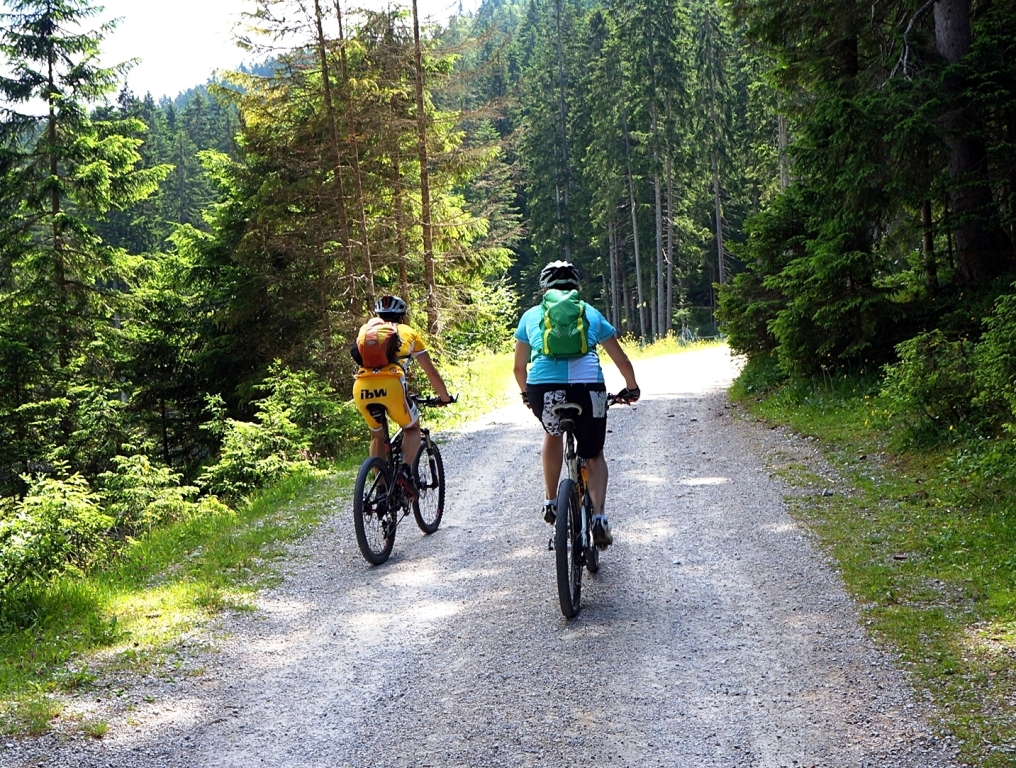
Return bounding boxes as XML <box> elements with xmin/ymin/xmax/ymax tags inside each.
<box><xmin>544</xmin><ymin>498</ymin><xmax>556</xmax><ymax>507</ymax></box>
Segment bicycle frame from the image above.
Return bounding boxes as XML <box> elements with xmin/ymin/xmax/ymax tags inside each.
<box><xmin>557</xmin><ymin>410</ymin><xmax>589</xmax><ymax>544</ymax></box>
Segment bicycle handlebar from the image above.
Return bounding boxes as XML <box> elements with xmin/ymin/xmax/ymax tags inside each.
<box><xmin>608</xmin><ymin>388</ymin><xmax>640</xmax><ymax>406</ymax></box>
<box><xmin>413</xmin><ymin>394</ymin><xmax>458</xmax><ymax>407</ymax></box>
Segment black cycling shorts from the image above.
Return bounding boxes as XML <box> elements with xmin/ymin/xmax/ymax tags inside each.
<box><xmin>526</xmin><ymin>383</ymin><xmax>608</xmax><ymax>459</ymax></box>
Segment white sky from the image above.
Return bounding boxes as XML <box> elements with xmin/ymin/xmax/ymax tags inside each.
<box><xmin>97</xmin><ymin>0</ymin><xmax>472</xmax><ymax>100</ymax></box>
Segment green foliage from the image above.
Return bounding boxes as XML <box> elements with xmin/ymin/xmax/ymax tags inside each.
<box><xmin>879</xmin><ymin>331</ymin><xmax>978</xmax><ymax>441</ymax></box>
<box><xmin>196</xmin><ymin>394</ymin><xmax>313</xmax><ymax>501</ymax></box>
<box><xmin>0</xmin><ymin>470</ymin><xmax>112</xmax><ymax>597</ymax></box>
<box><xmin>251</xmin><ymin>362</ymin><xmax>365</xmax><ymax>461</ymax></box>
<box><xmin>97</xmin><ymin>455</ymin><xmax>199</xmax><ymax>534</ymax></box>
<box><xmin>728</xmin><ymin>351</ymin><xmax>786</xmax><ymax>398</ymax></box>
<box><xmin>973</xmin><ymin>290</ymin><xmax>1016</xmax><ymax>425</ymax></box>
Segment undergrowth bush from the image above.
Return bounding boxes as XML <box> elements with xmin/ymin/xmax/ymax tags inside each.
<box><xmin>0</xmin><ymin>468</ymin><xmax>112</xmax><ymax>596</ymax></box>
<box><xmin>97</xmin><ymin>454</ymin><xmax>200</xmax><ymax>534</ymax></box>
<box><xmin>197</xmin><ymin>393</ymin><xmax>313</xmax><ymax>501</ymax></box>
<box><xmin>254</xmin><ymin>362</ymin><xmax>363</xmax><ymax>460</ymax></box>
<box><xmin>879</xmin><ymin>330</ymin><xmax>979</xmax><ymax>441</ymax></box>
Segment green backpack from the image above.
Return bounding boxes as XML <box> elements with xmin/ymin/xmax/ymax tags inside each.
<box><xmin>539</xmin><ymin>289</ymin><xmax>590</xmax><ymax>359</ymax></box>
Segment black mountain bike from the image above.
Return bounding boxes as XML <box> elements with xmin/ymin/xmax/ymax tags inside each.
<box><xmin>553</xmin><ymin>394</ymin><xmax>625</xmax><ymax>618</ymax></box>
<box><xmin>352</xmin><ymin>395</ymin><xmax>452</xmax><ymax>565</ymax></box>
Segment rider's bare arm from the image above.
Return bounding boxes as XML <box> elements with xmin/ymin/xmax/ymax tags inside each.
<box><xmin>513</xmin><ymin>341</ymin><xmax>531</xmax><ymax>394</ymax></box>
<box><xmin>415</xmin><ymin>351</ymin><xmax>453</xmax><ymax>403</ymax></box>
<box><xmin>599</xmin><ymin>336</ymin><xmax>639</xmax><ymax>394</ymax></box>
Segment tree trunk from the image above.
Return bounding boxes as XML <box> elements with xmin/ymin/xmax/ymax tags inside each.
<box><xmin>332</xmin><ymin>0</ymin><xmax>374</xmax><ymax>301</ymax></box>
<box><xmin>778</xmin><ymin>114</ymin><xmax>789</xmax><ymax>191</ymax></box>
<box><xmin>665</xmin><ymin>151</ymin><xmax>674</xmax><ymax>336</ymax></box>
<box><xmin>712</xmin><ymin>148</ymin><xmax>725</xmax><ymax>285</ymax></box>
<box><xmin>554</xmin><ymin>0</ymin><xmax>571</xmax><ymax>260</ymax></box>
<box><xmin>411</xmin><ymin>0</ymin><xmax>438</xmax><ymax>334</ymax></box>
<box><xmin>620</xmin><ymin>242</ymin><xmax>632</xmax><ymax>335</ymax></box>
<box><xmin>922</xmin><ymin>200</ymin><xmax>938</xmax><ymax>289</ymax></box>
<box><xmin>311</xmin><ymin>0</ymin><xmax>355</xmax><ymax>312</ymax></box>
<box><xmin>609</xmin><ymin>220</ymin><xmax>620</xmax><ymax>328</ymax></box>
<box><xmin>934</xmin><ymin>0</ymin><xmax>1012</xmax><ymax>282</ymax></box>
<box><xmin>392</xmin><ymin>101</ymin><xmax>409</xmax><ymax>301</ymax></box>
<box><xmin>621</xmin><ymin>106</ymin><xmax>646</xmax><ymax>340</ymax></box>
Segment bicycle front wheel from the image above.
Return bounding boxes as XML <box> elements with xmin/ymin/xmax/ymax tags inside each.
<box><xmin>413</xmin><ymin>436</ymin><xmax>445</xmax><ymax>534</ymax></box>
<box><xmin>555</xmin><ymin>478</ymin><xmax>583</xmax><ymax>618</ymax></box>
<box><xmin>353</xmin><ymin>457</ymin><xmax>396</xmax><ymax>565</ymax></box>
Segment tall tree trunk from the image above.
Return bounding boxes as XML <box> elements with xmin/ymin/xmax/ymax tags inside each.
<box><xmin>47</xmin><ymin>43</ymin><xmax>69</xmax><ymax>370</ymax></box>
<box><xmin>922</xmin><ymin>200</ymin><xmax>938</xmax><ymax>289</ymax></box>
<box><xmin>332</xmin><ymin>0</ymin><xmax>374</xmax><ymax>301</ymax></box>
<box><xmin>410</xmin><ymin>0</ymin><xmax>438</xmax><ymax>334</ymax></box>
<box><xmin>311</xmin><ymin>0</ymin><xmax>355</xmax><ymax>311</ymax></box>
<box><xmin>653</xmin><ymin>171</ymin><xmax>664</xmax><ymax>340</ymax></box>
<box><xmin>609</xmin><ymin>220</ymin><xmax>620</xmax><ymax>328</ymax></box>
<box><xmin>934</xmin><ymin>0</ymin><xmax>1012</xmax><ymax>282</ymax></box>
<box><xmin>621</xmin><ymin>249</ymin><xmax>632</xmax><ymax>335</ymax></box>
<box><xmin>392</xmin><ymin>99</ymin><xmax>409</xmax><ymax>301</ymax></box>
<box><xmin>778</xmin><ymin>114</ymin><xmax>789</xmax><ymax>191</ymax></box>
<box><xmin>554</xmin><ymin>0</ymin><xmax>572</xmax><ymax>260</ymax></box>
<box><xmin>712</xmin><ymin>148</ymin><xmax>725</xmax><ymax>285</ymax></box>
<box><xmin>665</xmin><ymin>151</ymin><xmax>674</xmax><ymax>336</ymax></box>
<box><xmin>621</xmin><ymin>106</ymin><xmax>646</xmax><ymax>340</ymax></box>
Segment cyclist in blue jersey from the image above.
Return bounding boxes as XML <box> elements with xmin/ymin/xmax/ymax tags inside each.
<box><xmin>513</xmin><ymin>260</ymin><xmax>640</xmax><ymax>547</ymax></box>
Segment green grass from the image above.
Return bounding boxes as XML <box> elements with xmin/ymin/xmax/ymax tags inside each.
<box><xmin>424</xmin><ymin>348</ymin><xmax>518</xmax><ymax>431</ymax></box>
<box><xmin>736</xmin><ymin>376</ymin><xmax>1016</xmax><ymax>766</ymax></box>
<box><xmin>618</xmin><ymin>334</ymin><xmax>725</xmax><ymax>361</ymax></box>
<box><xmin>0</xmin><ymin>470</ymin><xmax>352</xmax><ymax>736</ymax></box>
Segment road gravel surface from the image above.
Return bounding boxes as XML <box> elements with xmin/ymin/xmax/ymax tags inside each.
<box><xmin>3</xmin><ymin>345</ymin><xmax>961</xmax><ymax>768</ymax></box>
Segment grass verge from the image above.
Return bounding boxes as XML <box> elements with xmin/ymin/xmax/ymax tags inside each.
<box><xmin>0</xmin><ymin>470</ymin><xmax>352</xmax><ymax>736</ymax></box>
<box><xmin>734</xmin><ymin>374</ymin><xmax>1016</xmax><ymax>767</ymax></box>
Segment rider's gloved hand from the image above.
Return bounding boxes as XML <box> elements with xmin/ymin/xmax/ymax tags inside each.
<box><xmin>437</xmin><ymin>394</ymin><xmax>455</xmax><ymax>406</ymax></box>
<box><xmin>616</xmin><ymin>387</ymin><xmax>640</xmax><ymax>404</ymax></box>
<box><xmin>521</xmin><ymin>391</ymin><xmax>530</xmax><ymax>409</ymax></box>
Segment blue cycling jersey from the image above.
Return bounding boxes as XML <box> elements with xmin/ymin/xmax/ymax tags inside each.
<box><xmin>514</xmin><ymin>302</ymin><xmax>617</xmax><ymax>385</ymax></box>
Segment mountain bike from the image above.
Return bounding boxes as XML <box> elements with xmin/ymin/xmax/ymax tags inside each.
<box><xmin>552</xmin><ymin>394</ymin><xmax>627</xmax><ymax>618</ymax></box>
<box><xmin>352</xmin><ymin>395</ymin><xmax>453</xmax><ymax>565</ymax></box>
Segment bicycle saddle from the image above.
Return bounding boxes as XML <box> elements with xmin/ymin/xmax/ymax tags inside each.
<box><xmin>549</xmin><ymin>402</ymin><xmax>582</xmax><ymax>417</ymax></box>
<box><xmin>366</xmin><ymin>404</ymin><xmax>387</xmax><ymax>419</ymax></box>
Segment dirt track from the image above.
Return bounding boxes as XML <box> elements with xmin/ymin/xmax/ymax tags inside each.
<box><xmin>4</xmin><ymin>345</ymin><xmax>960</xmax><ymax>768</ymax></box>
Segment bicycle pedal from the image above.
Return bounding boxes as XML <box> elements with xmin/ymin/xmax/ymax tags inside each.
<box><xmin>548</xmin><ymin>537</ymin><xmax>554</xmax><ymax>551</ymax></box>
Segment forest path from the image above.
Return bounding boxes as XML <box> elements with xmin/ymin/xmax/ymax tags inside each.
<box><xmin>7</xmin><ymin>346</ymin><xmax>959</xmax><ymax>768</ymax></box>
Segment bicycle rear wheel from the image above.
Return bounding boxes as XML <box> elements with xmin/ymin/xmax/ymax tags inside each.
<box><xmin>353</xmin><ymin>457</ymin><xmax>396</xmax><ymax>565</ymax></box>
<box><xmin>413</xmin><ymin>436</ymin><xmax>445</xmax><ymax>534</ymax></box>
<box><xmin>555</xmin><ymin>478</ymin><xmax>583</xmax><ymax>618</ymax></box>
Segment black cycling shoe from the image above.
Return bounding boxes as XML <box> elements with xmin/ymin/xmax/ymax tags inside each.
<box><xmin>543</xmin><ymin>502</ymin><xmax>557</xmax><ymax>525</ymax></box>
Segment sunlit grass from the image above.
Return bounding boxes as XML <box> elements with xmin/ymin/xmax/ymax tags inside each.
<box><xmin>424</xmin><ymin>349</ymin><xmax>517</xmax><ymax>431</ymax></box>
<box><xmin>0</xmin><ymin>470</ymin><xmax>351</xmax><ymax>736</ymax></box>
<box><xmin>618</xmin><ymin>334</ymin><xmax>724</xmax><ymax>361</ymax></box>
<box><xmin>739</xmin><ymin>375</ymin><xmax>1016</xmax><ymax>766</ymax></box>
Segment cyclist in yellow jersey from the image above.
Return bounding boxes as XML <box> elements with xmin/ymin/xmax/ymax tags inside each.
<box><xmin>352</xmin><ymin>295</ymin><xmax>453</xmax><ymax>498</ymax></box>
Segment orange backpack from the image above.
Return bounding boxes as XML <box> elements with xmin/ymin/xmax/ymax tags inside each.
<box><xmin>356</xmin><ymin>317</ymin><xmax>403</xmax><ymax>369</ymax></box>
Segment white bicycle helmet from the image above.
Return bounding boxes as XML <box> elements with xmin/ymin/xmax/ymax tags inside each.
<box><xmin>538</xmin><ymin>260</ymin><xmax>580</xmax><ymax>291</ymax></box>
<box><xmin>374</xmin><ymin>295</ymin><xmax>408</xmax><ymax>317</ymax></box>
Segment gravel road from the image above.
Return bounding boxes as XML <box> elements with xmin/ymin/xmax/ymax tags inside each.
<box><xmin>4</xmin><ymin>345</ymin><xmax>962</xmax><ymax>768</ymax></box>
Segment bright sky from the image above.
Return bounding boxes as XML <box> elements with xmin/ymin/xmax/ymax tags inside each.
<box><xmin>98</xmin><ymin>0</ymin><xmax>472</xmax><ymax>100</ymax></box>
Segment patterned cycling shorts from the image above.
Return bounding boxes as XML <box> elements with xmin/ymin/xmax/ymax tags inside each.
<box><xmin>526</xmin><ymin>383</ymin><xmax>608</xmax><ymax>459</ymax></box>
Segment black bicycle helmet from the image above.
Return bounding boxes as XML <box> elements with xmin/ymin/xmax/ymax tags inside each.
<box><xmin>374</xmin><ymin>295</ymin><xmax>408</xmax><ymax>319</ymax></box>
<box><xmin>538</xmin><ymin>260</ymin><xmax>580</xmax><ymax>291</ymax></box>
